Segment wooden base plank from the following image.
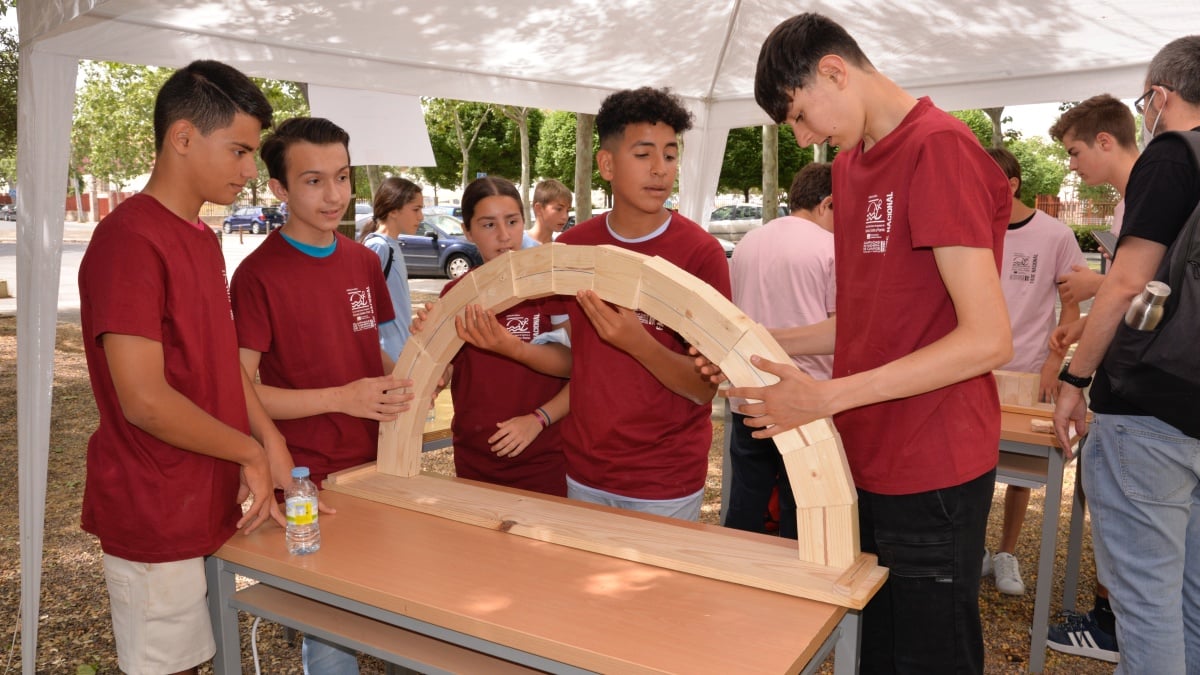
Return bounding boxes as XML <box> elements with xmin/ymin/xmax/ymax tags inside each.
<box><xmin>325</xmin><ymin>469</ymin><xmax>887</xmax><ymax>609</ymax></box>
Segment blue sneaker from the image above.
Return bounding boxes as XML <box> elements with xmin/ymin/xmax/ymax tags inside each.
<box><xmin>1047</xmin><ymin>610</ymin><xmax>1119</xmax><ymax>663</ymax></box>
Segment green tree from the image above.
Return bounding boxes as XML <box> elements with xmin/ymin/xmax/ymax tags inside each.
<box><xmin>718</xmin><ymin>125</ymin><xmax>810</xmax><ymax>202</ymax></box>
<box><xmin>1008</xmin><ymin>135</ymin><xmax>1068</xmax><ymax>207</ymax></box>
<box><xmin>72</xmin><ymin>61</ymin><xmax>170</xmax><ymax>191</ymax></box>
<box><xmin>534</xmin><ymin>110</ymin><xmax>605</xmax><ymax>201</ymax></box>
<box><xmin>950</xmin><ymin>109</ymin><xmax>992</xmax><ymax>147</ymax></box>
<box><xmin>0</xmin><ymin>16</ymin><xmax>16</xmax><ymax>168</ymax></box>
<box><xmin>419</xmin><ymin>99</ymin><xmax>493</xmax><ymax>192</ymax></box>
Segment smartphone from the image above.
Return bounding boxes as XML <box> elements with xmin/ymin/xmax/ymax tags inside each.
<box><xmin>1092</xmin><ymin>230</ymin><xmax>1118</xmax><ymax>258</ymax></box>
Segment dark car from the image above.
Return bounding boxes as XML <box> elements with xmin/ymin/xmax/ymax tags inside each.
<box><xmin>222</xmin><ymin>205</ymin><xmax>285</xmax><ymax>234</ymax></box>
<box><xmin>400</xmin><ymin>214</ymin><xmax>482</xmax><ymax>279</ymax></box>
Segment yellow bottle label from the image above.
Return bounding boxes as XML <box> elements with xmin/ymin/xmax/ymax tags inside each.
<box><xmin>285</xmin><ymin>496</ymin><xmax>317</xmax><ymax>526</ymax></box>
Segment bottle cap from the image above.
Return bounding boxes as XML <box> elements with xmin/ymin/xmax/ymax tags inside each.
<box><xmin>1145</xmin><ymin>280</ymin><xmax>1171</xmax><ymax>300</ymax></box>
<box><xmin>291</xmin><ymin>466</ymin><xmax>310</xmax><ymax>479</ymax></box>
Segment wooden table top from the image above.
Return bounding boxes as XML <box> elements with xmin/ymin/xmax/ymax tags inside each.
<box><xmin>216</xmin><ymin>490</ymin><xmax>847</xmax><ymax>674</ymax></box>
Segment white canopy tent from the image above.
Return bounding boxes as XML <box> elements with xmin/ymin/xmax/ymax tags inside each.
<box><xmin>15</xmin><ymin>1</ymin><xmax>1199</xmax><ymax>670</ymax></box>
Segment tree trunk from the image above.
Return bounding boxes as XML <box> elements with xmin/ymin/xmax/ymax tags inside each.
<box><xmin>500</xmin><ymin>106</ymin><xmax>533</xmax><ymax>209</ymax></box>
<box><xmin>984</xmin><ymin>107</ymin><xmax>1005</xmax><ymax>147</ymax></box>
<box><xmin>574</xmin><ymin>113</ymin><xmax>595</xmax><ymax>222</ymax></box>
<box><xmin>762</xmin><ymin>125</ymin><xmax>779</xmax><ymax>223</ymax></box>
<box><xmin>365</xmin><ymin>165</ymin><xmax>383</xmax><ymax>198</ymax></box>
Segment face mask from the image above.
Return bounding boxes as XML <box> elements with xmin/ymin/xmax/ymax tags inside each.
<box><xmin>1139</xmin><ymin>91</ymin><xmax>1164</xmax><ymax>152</ymax></box>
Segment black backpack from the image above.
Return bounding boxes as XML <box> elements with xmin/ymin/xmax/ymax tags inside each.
<box><xmin>1102</xmin><ymin>130</ymin><xmax>1200</xmax><ymax>438</ymax></box>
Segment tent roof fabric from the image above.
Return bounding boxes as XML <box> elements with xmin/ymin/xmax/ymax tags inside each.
<box><xmin>26</xmin><ymin>0</ymin><xmax>1184</xmax><ymax>122</ymax></box>
<box><xmin>15</xmin><ymin>2</ymin><xmax>1200</xmax><ymax>672</ymax></box>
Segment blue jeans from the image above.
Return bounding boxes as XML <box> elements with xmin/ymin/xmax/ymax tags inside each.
<box><xmin>858</xmin><ymin>468</ymin><xmax>994</xmax><ymax>674</ymax></box>
<box><xmin>1083</xmin><ymin>413</ymin><xmax>1200</xmax><ymax>674</ymax></box>
<box><xmin>724</xmin><ymin>413</ymin><xmax>798</xmax><ymax>538</ymax></box>
<box><xmin>302</xmin><ymin>635</ymin><xmax>359</xmax><ymax>675</ymax></box>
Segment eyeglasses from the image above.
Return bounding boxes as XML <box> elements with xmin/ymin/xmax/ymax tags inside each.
<box><xmin>1135</xmin><ymin>84</ymin><xmax>1175</xmax><ymax>115</ymax></box>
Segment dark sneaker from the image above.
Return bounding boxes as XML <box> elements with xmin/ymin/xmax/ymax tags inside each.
<box><xmin>1047</xmin><ymin>610</ymin><xmax>1119</xmax><ymax>663</ymax></box>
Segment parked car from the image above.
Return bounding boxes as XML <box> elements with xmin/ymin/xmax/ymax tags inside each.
<box><xmin>0</xmin><ymin>204</ymin><xmax>14</xmax><ymax>221</ymax></box>
<box><xmin>707</xmin><ymin>203</ymin><xmax>788</xmax><ymax>243</ymax></box>
<box><xmin>353</xmin><ymin>202</ymin><xmax>374</xmax><ymax>238</ymax></box>
<box><xmin>223</xmin><ymin>205</ymin><xmax>284</xmax><ymax>234</ymax></box>
<box><xmin>423</xmin><ymin>205</ymin><xmax>463</xmax><ymax>219</ymax></box>
<box><xmin>715</xmin><ymin>234</ymin><xmax>735</xmax><ymax>259</ymax></box>
<box><xmin>400</xmin><ymin>214</ymin><xmax>483</xmax><ymax>278</ymax></box>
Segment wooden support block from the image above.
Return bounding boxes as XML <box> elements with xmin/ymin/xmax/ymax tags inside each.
<box><xmin>550</xmin><ymin>243</ymin><xmax>597</xmax><ymax>296</ymax></box>
<box><xmin>510</xmin><ymin>244</ymin><xmax>556</xmax><ymax>299</ymax></box>
<box><xmin>379</xmin><ymin>346</ymin><xmax>440</xmax><ymax>477</ymax></box>
<box><xmin>470</xmin><ymin>251</ymin><xmax>518</xmax><ymax>311</ymax></box>
<box><xmin>716</xmin><ymin>322</ymin><xmax>791</xmax><ymax>391</ymax></box>
<box><xmin>327</xmin><ymin>471</ymin><xmax>887</xmax><ymax>609</ymax></box>
<box><xmin>994</xmin><ymin>370</ymin><xmax>1039</xmax><ymax>407</ymax></box>
<box><xmin>795</xmin><ymin>504</ymin><xmax>860</xmax><ymax>569</ymax></box>
<box><xmin>637</xmin><ymin>256</ymin><xmax>737</xmax><ymax>361</ymax></box>
<box><xmin>779</xmin><ymin>435</ymin><xmax>856</xmax><ymax>510</ymax></box>
<box><xmin>591</xmin><ymin>245</ymin><xmax>645</xmax><ymax>309</ymax></box>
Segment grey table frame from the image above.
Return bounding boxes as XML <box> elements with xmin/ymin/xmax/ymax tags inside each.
<box><xmin>719</xmin><ymin>402</ymin><xmax>1085</xmax><ymax>674</ymax></box>
<box><xmin>207</xmin><ymin>537</ymin><xmax>864</xmax><ymax>675</ymax></box>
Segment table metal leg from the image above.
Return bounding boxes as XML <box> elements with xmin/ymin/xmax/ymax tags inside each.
<box><xmin>1062</xmin><ymin>443</ymin><xmax>1087</xmax><ymax>613</ymax></box>
<box><xmin>832</xmin><ymin>610</ymin><xmax>861</xmax><ymax>675</ymax></box>
<box><xmin>1027</xmin><ymin>449</ymin><xmax>1064</xmax><ymax>674</ymax></box>
<box><xmin>206</xmin><ymin>555</ymin><xmax>241</xmax><ymax>675</ymax></box>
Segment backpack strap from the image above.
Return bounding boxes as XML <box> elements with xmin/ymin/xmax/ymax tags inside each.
<box><xmin>366</xmin><ymin>233</ymin><xmax>395</xmax><ymax>278</ymax></box>
<box><xmin>1159</xmin><ymin>131</ymin><xmax>1200</xmax><ymax>295</ymax></box>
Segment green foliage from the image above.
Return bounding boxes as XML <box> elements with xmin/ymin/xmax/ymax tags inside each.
<box><xmin>1008</xmin><ymin>136</ymin><xmax>1069</xmax><ymax>207</ymax></box>
<box><xmin>72</xmin><ymin>61</ymin><xmax>170</xmax><ymax>189</ymax></box>
<box><xmin>717</xmin><ymin>125</ymin><xmax>812</xmax><ymax>200</ymax></box>
<box><xmin>71</xmin><ymin>61</ymin><xmax>307</xmax><ymax>201</ymax></box>
<box><xmin>534</xmin><ymin>109</ymin><xmax>604</xmax><ymax>197</ymax></box>
<box><xmin>0</xmin><ymin>21</ymin><xmax>16</xmax><ymax>164</ymax></box>
<box><xmin>1071</xmin><ymin>223</ymin><xmax>1107</xmax><ymax>253</ymax></box>
<box><xmin>950</xmin><ymin>109</ymin><xmax>992</xmax><ymax>147</ymax></box>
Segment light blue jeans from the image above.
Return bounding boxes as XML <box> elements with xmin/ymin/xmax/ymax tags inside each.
<box><xmin>566</xmin><ymin>476</ymin><xmax>704</xmax><ymax>521</ymax></box>
<box><xmin>302</xmin><ymin>635</ymin><xmax>359</xmax><ymax>675</ymax></box>
<box><xmin>1083</xmin><ymin>413</ymin><xmax>1200</xmax><ymax>674</ymax></box>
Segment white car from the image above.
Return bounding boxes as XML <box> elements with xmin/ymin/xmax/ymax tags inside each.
<box><xmin>707</xmin><ymin>203</ymin><xmax>788</xmax><ymax>243</ymax></box>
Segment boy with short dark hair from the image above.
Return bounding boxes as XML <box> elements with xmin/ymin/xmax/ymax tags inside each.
<box><xmin>526</xmin><ymin>178</ymin><xmax>573</xmax><ymax>245</ymax></box>
<box><xmin>231</xmin><ymin>116</ymin><xmax>412</xmax><ymax>674</ymax></box>
<box><xmin>1049</xmin><ymin>93</ymin><xmax>1141</xmax><ymax>305</ymax></box>
<box><xmin>556</xmin><ymin>86</ymin><xmax>731</xmax><ymax>521</ymax></box>
<box><xmin>78</xmin><ymin>59</ymin><xmax>287</xmax><ymax>675</ymax></box>
<box><xmin>740</xmin><ymin>13</ymin><xmax>1013</xmax><ymax>672</ymax></box>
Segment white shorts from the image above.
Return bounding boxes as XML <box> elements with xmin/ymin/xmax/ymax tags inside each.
<box><xmin>102</xmin><ymin>554</ymin><xmax>215</xmax><ymax>675</ymax></box>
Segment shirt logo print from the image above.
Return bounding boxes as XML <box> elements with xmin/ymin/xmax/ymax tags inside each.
<box><xmin>863</xmin><ymin>192</ymin><xmax>894</xmax><ymax>254</ymax></box>
<box><xmin>1008</xmin><ymin>252</ymin><xmax>1039</xmax><ymax>283</ymax></box>
<box><xmin>347</xmin><ymin>287</ymin><xmax>377</xmax><ymax>332</ymax></box>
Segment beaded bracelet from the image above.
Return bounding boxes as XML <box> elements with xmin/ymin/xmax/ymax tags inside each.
<box><xmin>534</xmin><ymin>407</ymin><xmax>552</xmax><ymax>427</ymax></box>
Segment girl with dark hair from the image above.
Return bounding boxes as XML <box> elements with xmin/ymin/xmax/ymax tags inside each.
<box><xmin>363</xmin><ymin>177</ymin><xmax>423</xmax><ymax>360</ymax></box>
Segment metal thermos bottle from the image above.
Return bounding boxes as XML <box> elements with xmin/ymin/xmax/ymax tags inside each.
<box><xmin>1124</xmin><ymin>281</ymin><xmax>1171</xmax><ymax>331</ymax></box>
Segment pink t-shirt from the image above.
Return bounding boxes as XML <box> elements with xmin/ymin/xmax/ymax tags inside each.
<box><xmin>999</xmin><ymin>210</ymin><xmax>1086</xmax><ymax>374</ymax></box>
<box><xmin>832</xmin><ymin>97</ymin><xmax>1010</xmax><ymax>495</ymax></box>
<box><xmin>731</xmin><ymin>215</ymin><xmax>835</xmax><ymax>380</ymax></box>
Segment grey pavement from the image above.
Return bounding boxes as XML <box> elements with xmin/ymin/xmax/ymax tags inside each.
<box><xmin>0</xmin><ymin>221</ymin><xmax>448</xmax><ymax>322</ymax></box>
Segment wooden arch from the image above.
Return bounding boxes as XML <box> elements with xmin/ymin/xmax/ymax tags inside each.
<box><xmin>327</xmin><ymin>244</ymin><xmax>885</xmax><ymax>608</ymax></box>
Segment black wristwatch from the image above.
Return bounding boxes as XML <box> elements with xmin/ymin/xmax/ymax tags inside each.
<box><xmin>1058</xmin><ymin>362</ymin><xmax>1093</xmax><ymax>389</ymax></box>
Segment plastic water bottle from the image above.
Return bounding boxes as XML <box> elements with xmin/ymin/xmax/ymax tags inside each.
<box><xmin>285</xmin><ymin>467</ymin><xmax>320</xmax><ymax>555</ymax></box>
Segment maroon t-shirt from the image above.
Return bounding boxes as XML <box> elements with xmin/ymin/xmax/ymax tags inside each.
<box><xmin>832</xmin><ymin>97</ymin><xmax>1010</xmax><ymax>494</ymax></box>
<box><xmin>231</xmin><ymin>232</ymin><xmax>394</xmax><ymax>487</ymax></box>
<box><xmin>556</xmin><ymin>212</ymin><xmax>732</xmax><ymax>499</ymax></box>
<box><xmin>444</xmin><ymin>276</ymin><xmax>567</xmax><ymax>496</ymax></box>
<box><xmin>79</xmin><ymin>194</ymin><xmax>246</xmax><ymax>562</ymax></box>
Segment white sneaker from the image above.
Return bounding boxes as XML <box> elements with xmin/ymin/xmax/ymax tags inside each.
<box><xmin>981</xmin><ymin>548</ymin><xmax>992</xmax><ymax>577</ymax></box>
<box><xmin>992</xmin><ymin>552</ymin><xmax>1025</xmax><ymax>595</ymax></box>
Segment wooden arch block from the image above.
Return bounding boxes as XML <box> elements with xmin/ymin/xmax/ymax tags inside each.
<box><xmin>376</xmin><ymin>245</ymin><xmax>862</xmax><ymax>569</ymax></box>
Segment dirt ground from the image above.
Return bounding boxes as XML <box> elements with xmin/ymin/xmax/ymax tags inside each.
<box><xmin>0</xmin><ymin>315</ymin><xmax>1114</xmax><ymax>674</ymax></box>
